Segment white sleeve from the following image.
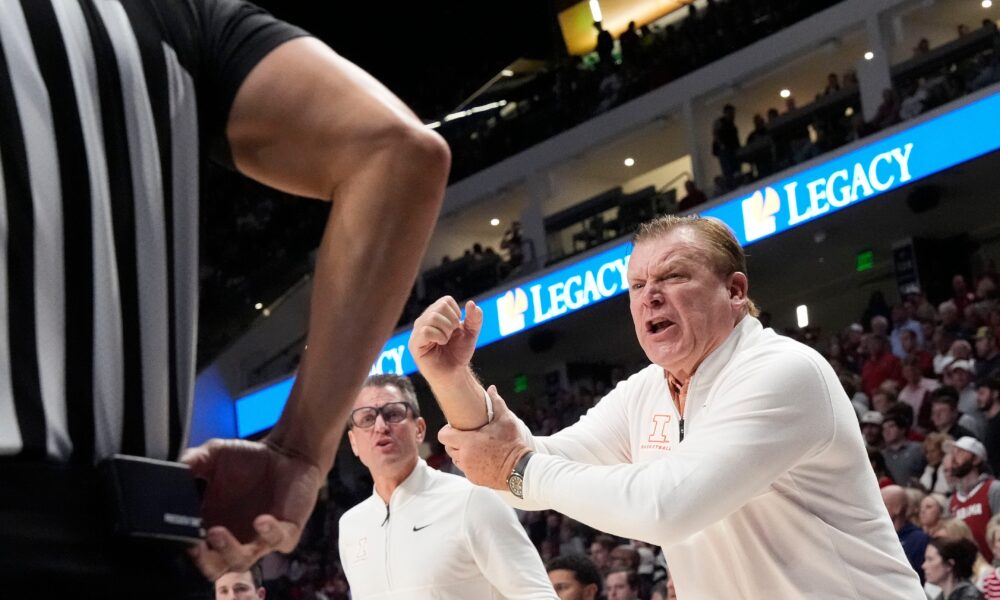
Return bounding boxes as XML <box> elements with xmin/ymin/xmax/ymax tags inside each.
<box><xmin>502</xmin><ymin>378</ymin><xmax>636</xmax><ymax>510</ymax></box>
<box><xmin>522</xmin><ymin>377</ymin><xmax>636</xmax><ymax>463</ymax></box>
<box><xmin>520</xmin><ymin>350</ymin><xmax>836</xmax><ymax>546</ymax></box>
<box><xmin>464</xmin><ymin>485</ymin><xmax>558</xmax><ymax>599</ymax></box>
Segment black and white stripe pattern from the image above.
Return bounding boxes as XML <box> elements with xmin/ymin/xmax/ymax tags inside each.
<box><xmin>0</xmin><ymin>0</ymin><xmax>199</xmax><ymax>463</ymax></box>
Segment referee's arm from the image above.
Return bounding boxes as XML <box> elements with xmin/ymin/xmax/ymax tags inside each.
<box><xmin>229</xmin><ymin>35</ymin><xmax>450</xmax><ymax>482</ymax></box>
<box><xmin>186</xmin><ymin>36</ymin><xmax>450</xmax><ymax>578</ymax></box>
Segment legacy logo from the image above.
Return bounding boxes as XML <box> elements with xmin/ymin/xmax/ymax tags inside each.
<box><xmin>529</xmin><ymin>257</ymin><xmax>630</xmax><ymax>324</ymax></box>
<box><xmin>497</xmin><ymin>288</ymin><xmax>530</xmax><ymax>336</ymax></box>
<box><xmin>495</xmin><ymin>254</ymin><xmax>630</xmax><ymax>336</ymax></box>
<box><xmin>740</xmin><ymin>143</ymin><xmax>915</xmax><ymax>243</ymax></box>
<box><xmin>742</xmin><ymin>186</ymin><xmax>781</xmax><ymax>242</ymax></box>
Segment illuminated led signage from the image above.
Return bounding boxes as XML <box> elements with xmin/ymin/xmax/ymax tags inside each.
<box><xmin>702</xmin><ymin>89</ymin><xmax>1000</xmax><ymax>245</ymax></box>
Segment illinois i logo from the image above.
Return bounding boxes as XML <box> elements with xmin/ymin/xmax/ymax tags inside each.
<box><xmin>640</xmin><ymin>413</ymin><xmax>672</xmax><ymax>451</ymax></box>
<box><xmin>497</xmin><ymin>288</ymin><xmax>529</xmax><ymax>336</ymax></box>
<box><xmin>647</xmin><ymin>414</ymin><xmax>671</xmax><ymax>443</ymax></box>
<box><xmin>741</xmin><ymin>186</ymin><xmax>780</xmax><ymax>242</ymax></box>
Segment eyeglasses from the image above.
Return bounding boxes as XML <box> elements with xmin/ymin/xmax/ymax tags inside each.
<box><xmin>349</xmin><ymin>402</ymin><xmax>413</xmax><ymax>429</ymax></box>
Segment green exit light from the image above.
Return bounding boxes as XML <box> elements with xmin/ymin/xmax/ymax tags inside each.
<box><xmin>857</xmin><ymin>250</ymin><xmax>874</xmax><ymax>272</ymax></box>
<box><xmin>514</xmin><ymin>374</ymin><xmax>528</xmax><ymax>393</ymax></box>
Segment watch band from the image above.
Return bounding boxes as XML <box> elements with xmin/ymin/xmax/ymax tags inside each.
<box><xmin>506</xmin><ymin>451</ymin><xmax>533</xmax><ymax>499</ymax></box>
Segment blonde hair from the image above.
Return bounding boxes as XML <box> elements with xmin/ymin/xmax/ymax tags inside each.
<box><xmin>924</xmin><ymin>432</ymin><xmax>951</xmax><ymax>454</ymax></box>
<box><xmin>933</xmin><ymin>518</ymin><xmax>974</xmax><ymax>541</ymax></box>
<box><xmin>926</xmin><ymin>492</ymin><xmax>949</xmax><ymax>515</ymax></box>
<box><xmin>905</xmin><ymin>487</ymin><xmax>926</xmax><ymax>524</ymax></box>
<box><xmin>632</xmin><ymin>215</ymin><xmax>759</xmax><ymax>317</ymax></box>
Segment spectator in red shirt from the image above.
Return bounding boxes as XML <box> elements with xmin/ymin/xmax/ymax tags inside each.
<box><xmin>901</xmin><ymin>329</ymin><xmax>935</xmax><ymax>376</ymax></box>
<box><xmin>946</xmin><ymin>436</ymin><xmax>1000</xmax><ymax>562</ymax></box>
<box><xmin>862</xmin><ymin>334</ymin><xmax>904</xmax><ymax>397</ymax></box>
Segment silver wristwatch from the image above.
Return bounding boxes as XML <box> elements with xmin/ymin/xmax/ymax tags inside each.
<box><xmin>506</xmin><ymin>451</ymin><xmax>533</xmax><ymax>499</ymax></box>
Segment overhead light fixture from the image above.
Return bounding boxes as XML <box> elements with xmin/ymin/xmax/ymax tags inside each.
<box><xmin>589</xmin><ymin>0</ymin><xmax>603</xmax><ymax>23</ymax></box>
<box><xmin>501</xmin><ymin>69</ymin><xmax>514</xmax><ymax>77</ymax></box>
<box><xmin>490</xmin><ymin>218</ymin><xmax>500</xmax><ymax>227</ymax></box>
<box><xmin>779</xmin><ymin>89</ymin><xmax>791</xmax><ymax>99</ymax></box>
<box><xmin>426</xmin><ymin>121</ymin><xmax>441</xmax><ymax>129</ymax></box>
<box><xmin>624</xmin><ymin>157</ymin><xmax>635</xmax><ymax>167</ymax></box>
<box><xmin>864</xmin><ymin>51</ymin><xmax>874</xmax><ymax>60</ymax></box>
<box><xmin>984</xmin><ymin>0</ymin><xmax>993</xmax><ymax>8</ymax></box>
<box><xmin>796</xmin><ymin>305</ymin><xmax>809</xmax><ymax>328</ymax></box>
<box><xmin>254</xmin><ymin>302</ymin><xmax>263</xmax><ymax>310</ymax></box>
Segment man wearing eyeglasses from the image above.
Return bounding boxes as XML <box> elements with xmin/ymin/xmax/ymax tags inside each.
<box><xmin>337</xmin><ymin>374</ymin><xmax>556</xmax><ymax>599</ymax></box>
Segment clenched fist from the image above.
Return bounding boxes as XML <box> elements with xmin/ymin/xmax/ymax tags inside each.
<box><xmin>409</xmin><ymin>296</ymin><xmax>483</xmax><ymax>383</ymax></box>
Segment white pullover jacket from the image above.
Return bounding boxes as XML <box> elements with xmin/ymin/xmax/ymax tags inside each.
<box><xmin>339</xmin><ymin>459</ymin><xmax>556</xmax><ymax>599</ymax></box>
<box><xmin>508</xmin><ymin>317</ymin><xmax>923</xmax><ymax>599</ymax></box>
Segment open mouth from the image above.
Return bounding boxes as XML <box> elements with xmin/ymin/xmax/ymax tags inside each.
<box><xmin>647</xmin><ymin>319</ymin><xmax>674</xmax><ymax>334</ymax></box>
<box><xmin>375</xmin><ymin>438</ymin><xmax>393</xmax><ymax>448</ymax></box>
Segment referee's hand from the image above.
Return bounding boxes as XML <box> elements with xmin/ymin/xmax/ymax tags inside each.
<box><xmin>181</xmin><ymin>438</ymin><xmax>324</xmax><ymax>581</ymax></box>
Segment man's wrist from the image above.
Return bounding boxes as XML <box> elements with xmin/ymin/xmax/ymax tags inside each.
<box><xmin>506</xmin><ymin>449</ymin><xmax>533</xmax><ymax>499</ymax></box>
<box><xmin>428</xmin><ymin>367</ymin><xmax>492</xmax><ymax>431</ymax></box>
<box><xmin>423</xmin><ymin>365</ymin><xmax>475</xmax><ymax>390</ymax></box>
<box><xmin>264</xmin><ymin>426</ymin><xmax>334</xmax><ymax>474</ymax></box>
<box><xmin>501</xmin><ymin>446</ymin><xmax>532</xmax><ymax>483</ymax></box>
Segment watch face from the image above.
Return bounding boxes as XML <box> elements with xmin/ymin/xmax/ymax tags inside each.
<box><xmin>507</xmin><ymin>473</ymin><xmax>524</xmax><ymax>499</ymax></box>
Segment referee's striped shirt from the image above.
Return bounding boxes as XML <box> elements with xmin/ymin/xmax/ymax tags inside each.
<box><xmin>0</xmin><ymin>0</ymin><xmax>305</xmax><ymax>464</ymax></box>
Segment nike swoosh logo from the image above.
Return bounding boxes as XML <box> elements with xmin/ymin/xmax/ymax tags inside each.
<box><xmin>412</xmin><ymin>523</ymin><xmax>433</xmax><ymax>532</ymax></box>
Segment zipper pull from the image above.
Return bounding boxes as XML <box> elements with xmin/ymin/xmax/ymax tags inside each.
<box><xmin>679</xmin><ymin>417</ymin><xmax>685</xmax><ymax>443</ymax></box>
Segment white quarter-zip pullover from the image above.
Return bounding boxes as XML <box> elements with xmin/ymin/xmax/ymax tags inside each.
<box><xmin>508</xmin><ymin>317</ymin><xmax>923</xmax><ymax>600</ymax></box>
<box><xmin>339</xmin><ymin>459</ymin><xmax>556</xmax><ymax>599</ymax></box>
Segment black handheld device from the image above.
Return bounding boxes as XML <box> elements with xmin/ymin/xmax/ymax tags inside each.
<box><xmin>98</xmin><ymin>454</ymin><xmax>205</xmax><ymax>545</ymax></box>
